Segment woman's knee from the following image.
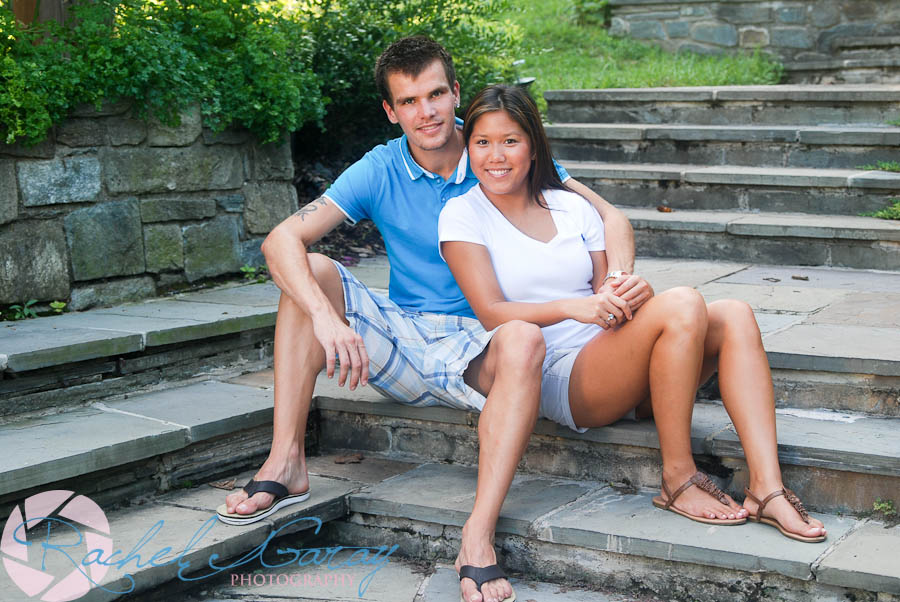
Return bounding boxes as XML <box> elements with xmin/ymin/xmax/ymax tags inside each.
<box><xmin>493</xmin><ymin>320</ymin><xmax>546</xmax><ymax>370</ymax></box>
<box><xmin>658</xmin><ymin>287</ymin><xmax>708</xmax><ymax>334</ymax></box>
<box><xmin>708</xmin><ymin>299</ymin><xmax>761</xmax><ymax>340</ymax></box>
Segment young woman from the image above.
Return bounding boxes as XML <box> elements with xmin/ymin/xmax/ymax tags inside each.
<box><xmin>438</xmin><ymin>84</ymin><xmax>826</xmax><ymax>542</ymax></box>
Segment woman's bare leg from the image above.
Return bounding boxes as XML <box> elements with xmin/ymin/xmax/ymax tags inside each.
<box><xmin>704</xmin><ymin>301</ymin><xmax>825</xmax><ymax>537</ymax></box>
<box><xmin>568</xmin><ymin>287</ymin><xmax>745</xmax><ymax>520</ymax></box>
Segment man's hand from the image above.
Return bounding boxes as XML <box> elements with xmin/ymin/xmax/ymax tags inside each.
<box><xmin>312</xmin><ymin>311</ymin><xmax>370</xmax><ymax>390</ymax></box>
<box><xmin>607</xmin><ymin>274</ymin><xmax>655</xmax><ymax>313</ymax></box>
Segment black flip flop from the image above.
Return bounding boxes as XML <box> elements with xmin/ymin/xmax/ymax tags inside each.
<box><xmin>459</xmin><ymin>564</ymin><xmax>516</xmax><ymax>602</ymax></box>
<box><xmin>216</xmin><ymin>479</ymin><xmax>310</xmax><ymax>526</ymax></box>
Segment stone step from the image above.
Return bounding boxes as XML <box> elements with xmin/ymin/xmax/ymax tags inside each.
<box><xmin>785</xmin><ymin>58</ymin><xmax>900</xmax><ymax>85</ymax></box>
<box><xmin>835</xmin><ymin>36</ymin><xmax>900</xmax><ymax>50</ymax></box>
<box><xmin>314</xmin><ymin>378</ymin><xmax>900</xmax><ymax>516</ymax></box>
<box><xmin>2</xmin><ymin>256</ymin><xmax>897</xmax><ymax>425</ymax></box>
<box><xmin>545</xmin><ymin>84</ymin><xmax>900</xmax><ymax>126</ymax></box>
<box><xmin>3</xmin><ymin>419</ymin><xmax>894</xmax><ymax>602</ymax></box>
<box><xmin>618</xmin><ymin>206</ymin><xmax>900</xmax><ymax>271</ymax></box>
<box><xmin>0</xmin><ymin>380</ymin><xmax>286</xmax><ymax>511</ymax></box>
<box><xmin>333</xmin><ymin>463</ymin><xmax>900</xmax><ymax>602</ymax></box>
<box><xmin>0</xmin><ymin>459</ymin><xmax>414</xmax><ymax>602</ymax></box>
<box><xmin>547</xmin><ymin>123</ymin><xmax>900</xmax><ymax>172</ymax></box>
<box><xmin>0</xmin><ymin>259</ymin><xmax>387</xmax><ymax>422</ymax></box>
<box><xmin>563</xmin><ymin>160</ymin><xmax>900</xmax><ymax>216</ymax></box>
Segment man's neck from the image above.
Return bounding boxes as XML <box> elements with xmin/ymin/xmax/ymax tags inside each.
<box><xmin>408</xmin><ymin>129</ymin><xmax>465</xmax><ymax>181</ymax></box>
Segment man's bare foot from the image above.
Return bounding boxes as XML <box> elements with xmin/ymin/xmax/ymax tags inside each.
<box><xmin>743</xmin><ymin>486</ymin><xmax>826</xmax><ymax>540</ymax></box>
<box><xmin>655</xmin><ymin>469</ymin><xmax>748</xmax><ymax>521</ymax></box>
<box><xmin>455</xmin><ymin>523</ymin><xmax>513</xmax><ymax>602</ymax></box>
<box><xmin>225</xmin><ymin>454</ymin><xmax>309</xmax><ymax>516</ymax></box>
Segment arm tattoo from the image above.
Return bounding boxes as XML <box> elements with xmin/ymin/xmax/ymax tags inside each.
<box><xmin>293</xmin><ymin>197</ymin><xmax>329</xmax><ymax>221</ymax></box>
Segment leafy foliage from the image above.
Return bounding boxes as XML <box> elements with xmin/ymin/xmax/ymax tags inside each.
<box><xmin>573</xmin><ymin>0</ymin><xmax>610</xmax><ymax>27</ymax></box>
<box><xmin>293</xmin><ymin>0</ymin><xmax>520</xmax><ymax>159</ymax></box>
<box><xmin>862</xmin><ymin>200</ymin><xmax>900</xmax><ymax>220</ymax></box>
<box><xmin>0</xmin><ymin>0</ymin><xmax>520</xmax><ymax>147</ymax></box>
<box><xmin>858</xmin><ymin>160</ymin><xmax>900</xmax><ymax>173</ymax></box>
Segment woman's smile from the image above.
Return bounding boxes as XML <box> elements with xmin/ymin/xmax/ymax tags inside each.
<box><xmin>468</xmin><ymin>110</ymin><xmax>533</xmax><ymax>202</ymax></box>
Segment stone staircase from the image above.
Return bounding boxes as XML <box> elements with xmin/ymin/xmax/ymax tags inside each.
<box><xmin>545</xmin><ymin>85</ymin><xmax>900</xmax><ymax>271</ymax></box>
<box><xmin>1</xmin><ymin>251</ymin><xmax>898</xmax><ymax>601</ymax></box>
<box><xmin>1</xmin><ymin>84</ymin><xmax>899</xmax><ymax>599</ymax></box>
<box><xmin>788</xmin><ymin>36</ymin><xmax>900</xmax><ymax>84</ymax></box>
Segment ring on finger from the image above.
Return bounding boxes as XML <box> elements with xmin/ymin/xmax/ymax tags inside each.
<box><xmin>607</xmin><ymin>313</ymin><xmax>615</xmax><ymax>322</ymax></box>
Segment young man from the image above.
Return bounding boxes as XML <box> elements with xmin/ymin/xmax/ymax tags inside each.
<box><xmin>218</xmin><ymin>36</ymin><xmax>651</xmax><ymax>602</ymax></box>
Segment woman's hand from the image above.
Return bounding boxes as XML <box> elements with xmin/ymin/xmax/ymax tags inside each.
<box><xmin>565</xmin><ymin>290</ymin><xmax>632</xmax><ymax>329</ymax></box>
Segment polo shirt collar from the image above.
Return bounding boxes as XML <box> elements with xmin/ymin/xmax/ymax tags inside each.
<box><xmin>400</xmin><ymin>117</ymin><xmax>470</xmax><ymax>184</ymax></box>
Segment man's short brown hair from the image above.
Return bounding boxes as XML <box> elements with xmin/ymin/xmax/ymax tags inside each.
<box><xmin>374</xmin><ymin>36</ymin><xmax>456</xmax><ymax>106</ymax></box>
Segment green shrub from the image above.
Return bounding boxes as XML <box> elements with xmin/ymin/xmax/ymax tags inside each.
<box><xmin>573</xmin><ymin>0</ymin><xmax>611</xmax><ymax>27</ymax></box>
<box><xmin>0</xmin><ymin>0</ymin><xmax>520</xmax><ymax>148</ymax></box>
<box><xmin>293</xmin><ymin>0</ymin><xmax>521</xmax><ymax>159</ymax></box>
<box><xmin>862</xmin><ymin>200</ymin><xmax>900</xmax><ymax>220</ymax></box>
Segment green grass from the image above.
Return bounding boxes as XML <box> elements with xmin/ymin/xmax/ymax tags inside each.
<box><xmin>500</xmin><ymin>0</ymin><xmax>784</xmax><ymax>112</ymax></box>
<box><xmin>862</xmin><ymin>200</ymin><xmax>900</xmax><ymax>220</ymax></box>
<box><xmin>858</xmin><ymin>160</ymin><xmax>900</xmax><ymax>172</ymax></box>
<box><xmin>888</xmin><ymin>118</ymin><xmax>900</xmax><ymax>126</ymax></box>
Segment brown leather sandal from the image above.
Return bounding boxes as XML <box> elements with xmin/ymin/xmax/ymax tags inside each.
<box><xmin>651</xmin><ymin>471</ymin><xmax>746</xmax><ymax>525</ymax></box>
<box><xmin>744</xmin><ymin>487</ymin><xmax>826</xmax><ymax>543</ymax></box>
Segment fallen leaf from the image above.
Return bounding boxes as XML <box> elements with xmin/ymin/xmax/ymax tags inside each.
<box><xmin>334</xmin><ymin>453</ymin><xmax>365</xmax><ymax>464</ymax></box>
<box><xmin>656</xmin><ymin>205</ymin><xmax>674</xmax><ymax>212</ymax></box>
<box><xmin>791</xmin><ymin>275</ymin><xmax>809</xmax><ymax>281</ymax></box>
<box><xmin>763</xmin><ymin>277</ymin><xmax>781</xmax><ymax>282</ymax></box>
<box><xmin>208</xmin><ymin>479</ymin><xmax>237</xmax><ymax>490</ymax></box>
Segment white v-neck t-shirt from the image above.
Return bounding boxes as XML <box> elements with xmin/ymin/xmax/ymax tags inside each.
<box><xmin>438</xmin><ymin>185</ymin><xmax>606</xmax><ymax>354</ymax></box>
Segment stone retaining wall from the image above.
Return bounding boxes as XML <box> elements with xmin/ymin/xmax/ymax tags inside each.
<box><xmin>609</xmin><ymin>0</ymin><xmax>900</xmax><ymax>81</ymax></box>
<box><xmin>0</xmin><ymin>103</ymin><xmax>296</xmax><ymax>309</ymax></box>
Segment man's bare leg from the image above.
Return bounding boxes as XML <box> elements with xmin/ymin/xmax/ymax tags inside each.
<box><xmin>456</xmin><ymin>321</ymin><xmax>545</xmax><ymax>602</ymax></box>
<box><xmin>225</xmin><ymin>254</ymin><xmax>345</xmax><ymax>515</ymax></box>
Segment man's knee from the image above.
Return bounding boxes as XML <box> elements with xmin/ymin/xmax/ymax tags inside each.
<box><xmin>492</xmin><ymin>320</ymin><xmax>545</xmax><ymax>372</ymax></box>
<box><xmin>308</xmin><ymin>253</ymin><xmax>339</xmax><ymax>285</ymax></box>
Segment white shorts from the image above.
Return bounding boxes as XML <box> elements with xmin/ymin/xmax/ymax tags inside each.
<box><xmin>539</xmin><ymin>347</ymin><xmax>636</xmax><ymax>433</ymax></box>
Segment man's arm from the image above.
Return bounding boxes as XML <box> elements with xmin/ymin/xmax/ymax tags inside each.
<box><xmin>565</xmin><ymin>177</ymin><xmax>634</xmax><ymax>272</ymax></box>
<box><xmin>565</xmin><ymin>177</ymin><xmax>654</xmax><ymax>312</ymax></box>
<box><xmin>262</xmin><ymin>197</ymin><xmax>369</xmax><ymax>388</ymax></box>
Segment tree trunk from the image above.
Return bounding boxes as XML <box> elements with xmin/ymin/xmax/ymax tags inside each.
<box><xmin>11</xmin><ymin>0</ymin><xmax>72</xmax><ymax>26</ymax></box>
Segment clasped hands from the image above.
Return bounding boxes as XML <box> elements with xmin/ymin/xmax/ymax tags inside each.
<box><xmin>569</xmin><ymin>273</ymin><xmax>655</xmax><ymax>329</ymax></box>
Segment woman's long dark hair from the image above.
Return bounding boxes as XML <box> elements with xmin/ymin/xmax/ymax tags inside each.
<box><xmin>463</xmin><ymin>84</ymin><xmax>568</xmax><ymax>207</ymax></box>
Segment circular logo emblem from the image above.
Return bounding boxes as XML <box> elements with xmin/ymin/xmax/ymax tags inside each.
<box><xmin>2</xmin><ymin>491</ymin><xmax>113</xmax><ymax>602</ymax></box>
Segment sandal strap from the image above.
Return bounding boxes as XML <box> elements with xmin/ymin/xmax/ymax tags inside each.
<box><xmin>688</xmin><ymin>472</ymin><xmax>730</xmax><ymax>505</ymax></box>
<box><xmin>744</xmin><ymin>487</ymin><xmax>811</xmax><ymax>524</ymax></box>
<box><xmin>663</xmin><ymin>471</ymin><xmax>728</xmax><ymax>509</ymax></box>
<box><xmin>459</xmin><ymin>564</ymin><xmax>507</xmax><ymax>592</ymax></box>
<box><xmin>783</xmin><ymin>488</ymin><xmax>811</xmax><ymax>524</ymax></box>
<box><xmin>243</xmin><ymin>479</ymin><xmax>289</xmax><ymax>499</ymax></box>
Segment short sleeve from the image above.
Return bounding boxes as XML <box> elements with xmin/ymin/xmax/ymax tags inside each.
<box><xmin>322</xmin><ymin>152</ymin><xmax>382</xmax><ymax>224</ymax></box>
<box><xmin>437</xmin><ymin>196</ymin><xmax>487</xmax><ymax>261</ymax></box>
<box><xmin>578</xmin><ymin>195</ymin><xmax>606</xmax><ymax>251</ymax></box>
<box><xmin>553</xmin><ymin>158</ymin><xmax>570</xmax><ymax>182</ymax></box>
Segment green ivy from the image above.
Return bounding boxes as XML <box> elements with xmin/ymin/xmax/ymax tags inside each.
<box><xmin>0</xmin><ymin>0</ymin><xmax>520</xmax><ymax>146</ymax></box>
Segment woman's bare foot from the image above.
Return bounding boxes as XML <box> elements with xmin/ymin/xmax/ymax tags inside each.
<box><xmin>656</xmin><ymin>469</ymin><xmax>749</xmax><ymax>521</ymax></box>
<box><xmin>455</xmin><ymin>522</ymin><xmax>513</xmax><ymax>602</ymax></box>
<box><xmin>743</xmin><ymin>485</ymin><xmax>826</xmax><ymax>540</ymax></box>
<box><xmin>225</xmin><ymin>452</ymin><xmax>309</xmax><ymax>515</ymax></box>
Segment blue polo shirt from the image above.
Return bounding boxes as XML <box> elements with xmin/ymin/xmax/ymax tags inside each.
<box><xmin>324</xmin><ymin>122</ymin><xmax>569</xmax><ymax>317</ymax></box>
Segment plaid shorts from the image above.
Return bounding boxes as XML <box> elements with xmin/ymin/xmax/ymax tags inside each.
<box><xmin>334</xmin><ymin>261</ymin><xmax>495</xmax><ymax>412</ymax></box>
